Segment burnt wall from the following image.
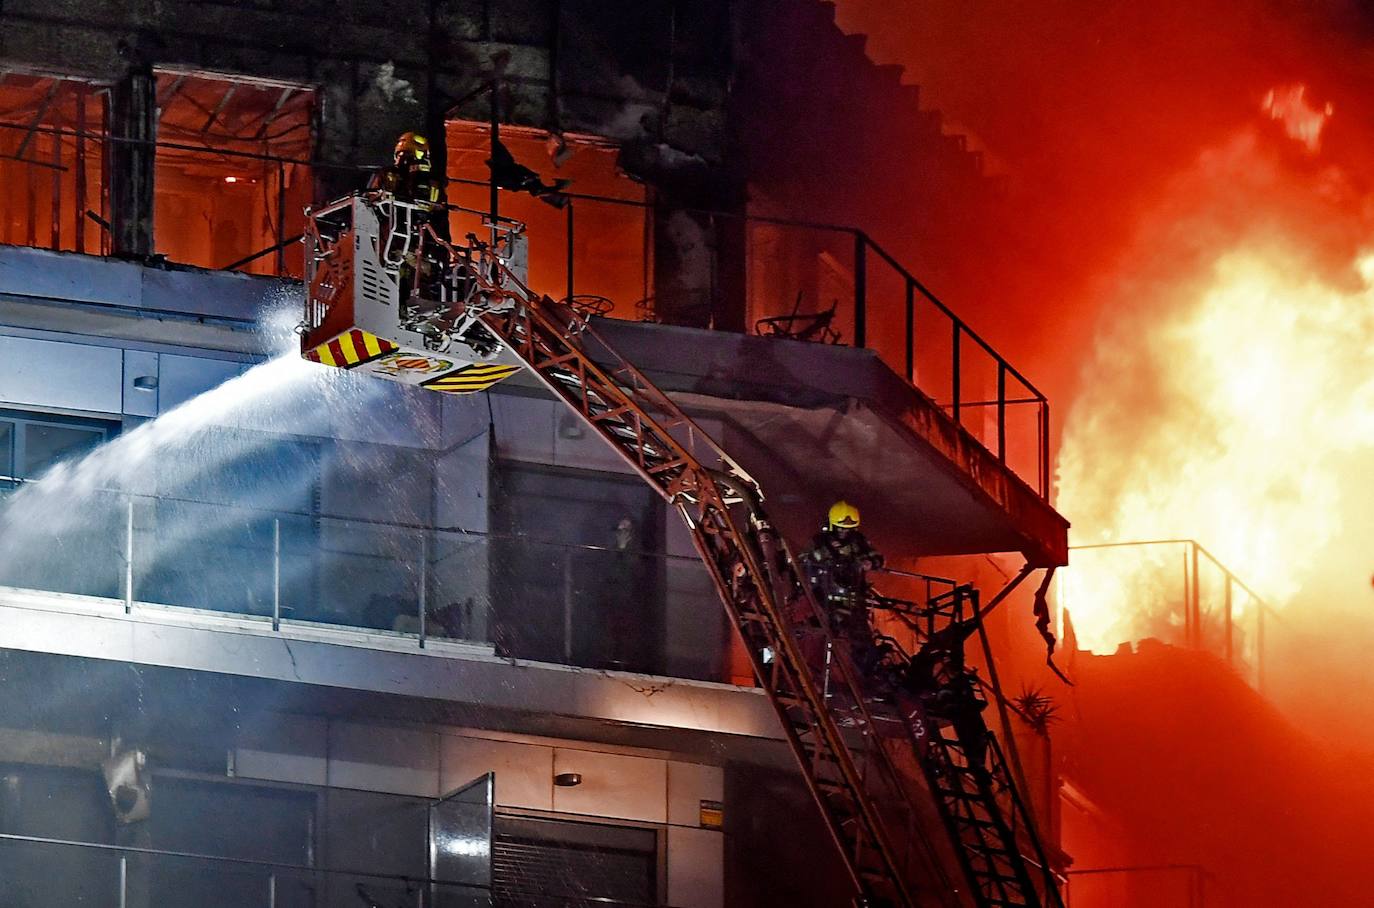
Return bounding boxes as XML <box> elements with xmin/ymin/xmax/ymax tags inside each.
<box><xmin>0</xmin><ymin>0</ymin><xmax>735</xmax><ymax>197</ymax></box>
<box><xmin>732</xmin><ymin>0</ymin><xmax>1001</xmax><ymax>306</ymax></box>
<box><xmin>0</xmin><ymin>0</ymin><xmax>1002</xmax><ymax>332</ymax></box>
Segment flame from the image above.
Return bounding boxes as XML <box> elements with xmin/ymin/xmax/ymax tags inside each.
<box><xmin>1057</xmin><ymin>120</ymin><xmax>1374</xmax><ymax>653</ymax></box>
<box><xmin>1262</xmin><ymin>83</ymin><xmax>1333</xmax><ymax>153</ymax></box>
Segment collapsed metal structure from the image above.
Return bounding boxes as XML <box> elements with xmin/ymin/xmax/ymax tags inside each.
<box><xmin>301</xmin><ymin>192</ymin><xmax>1063</xmax><ymax>908</ymax></box>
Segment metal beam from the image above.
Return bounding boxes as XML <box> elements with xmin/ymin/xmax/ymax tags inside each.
<box><xmin>0</xmin><ymin>152</ymin><xmax>65</xmax><ymax>171</ymax></box>
<box><xmin>110</xmin><ymin>67</ymin><xmax>156</xmax><ymax>258</ymax></box>
<box><xmin>251</xmin><ymin>87</ymin><xmax>295</xmax><ymax>140</ymax></box>
<box><xmin>15</xmin><ymin>79</ymin><xmax>60</xmax><ymax>160</ymax></box>
<box><xmin>156</xmin><ymin>72</ymin><xmax>188</xmax><ymax>106</ymax></box>
<box><xmin>201</xmin><ymin>83</ymin><xmax>238</xmax><ymax>135</ymax></box>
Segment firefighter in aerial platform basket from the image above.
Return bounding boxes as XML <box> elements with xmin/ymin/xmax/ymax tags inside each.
<box><xmin>366</xmin><ymin>131</ymin><xmax>470</xmax><ymax>336</ymax></box>
<box><xmin>368</xmin><ymin>131</ymin><xmax>442</xmax><ymax>207</ymax></box>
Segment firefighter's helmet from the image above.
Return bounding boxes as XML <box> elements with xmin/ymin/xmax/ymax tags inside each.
<box><xmin>394</xmin><ymin>132</ymin><xmax>431</xmax><ymax>168</ymax></box>
<box><xmin>828</xmin><ymin>500</ymin><xmax>860</xmax><ymax>530</ymax></box>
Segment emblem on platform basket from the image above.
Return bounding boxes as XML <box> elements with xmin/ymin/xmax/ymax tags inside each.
<box><xmin>371</xmin><ymin>351</ymin><xmax>454</xmax><ymax>376</ymax></box>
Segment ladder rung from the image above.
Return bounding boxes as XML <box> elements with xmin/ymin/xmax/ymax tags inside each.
<box><xmin>815</xmin><ymin>778</ymin><xmax>852</xmax><ymax>793</ymax></box>
<box><xmin>935</xmin><ymin>787</ymin><xmax>982</xmax><ymax>799</ymax></box>
<box><xmin>801</xmin><ymin>748</ymin><xmax>841</xmax><ymax>764</ymax></box>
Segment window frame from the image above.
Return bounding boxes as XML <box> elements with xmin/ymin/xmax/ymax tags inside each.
<box><xmin>0</xmin><ymin>407</ymin><xmax>117</xmax><ymax>484</ymax></box>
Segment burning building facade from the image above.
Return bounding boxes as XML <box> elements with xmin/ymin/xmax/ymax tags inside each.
<box><xmin>0</xmin><ymin>2</ymin><xmax>1077</xmax><ymax>906</ymax></box>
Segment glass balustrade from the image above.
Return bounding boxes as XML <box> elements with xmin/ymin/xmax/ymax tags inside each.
<box><xmin>0</xmin><ymin>489</ymin><xmax>731</xmax><ymax>685</ymax></box>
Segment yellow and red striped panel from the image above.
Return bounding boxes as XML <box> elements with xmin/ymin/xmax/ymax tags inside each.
<box><xmin>303</xmin><ymin>329</ymin><xmax>397</xmax><ymax>369</ymax></box>
<box><xmin>420</xmin><ymin>362</ymin><xmax>522</xmax><ymax>394</ymax></box>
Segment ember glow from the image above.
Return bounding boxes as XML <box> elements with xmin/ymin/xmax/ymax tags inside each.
<box><xmin>1262</xmin><ymin>83</ymin><xmax>1333</xmax><ymax>153</ymax></box>
<box><xmin>1057</xmin><ymin>102</ymin><xmax>1374</xmax><ymax>653</ymax></box>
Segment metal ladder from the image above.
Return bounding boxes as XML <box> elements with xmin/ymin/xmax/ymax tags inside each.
<box><xmin>925</xmin><ymin>722</ymin><xmax>1055</xmax><ymax>907</ymax></box>
<box><xmin>466</xmin><ymin>256</ymin><xmax>1057</xmax><ymax>907</ymax></box>
<box><xmin>879</xmin><ymin>588</ymin><xmax>1065</xmax><ymax>908</ymax></box>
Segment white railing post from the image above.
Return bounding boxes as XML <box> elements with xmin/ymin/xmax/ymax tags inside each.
<box><xmin>418</xmin><ymin>531</ymin><xmax>428</xmax><ymax>648</ymax></box>
<box><xmin>124</xmin><ymin>496</ymin><xmax>134</xmax><ymax>614</ymax></box>
<box><xmin>272</xmin><ymin>518</ymin><xmax>281</xmax><ymax>631</ymax></box>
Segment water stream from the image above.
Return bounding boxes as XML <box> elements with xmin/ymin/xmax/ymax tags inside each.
<box><xmin>0</xmin><ymin>302</ymin><xmax>403</xmax><ymax>604</ymax></box>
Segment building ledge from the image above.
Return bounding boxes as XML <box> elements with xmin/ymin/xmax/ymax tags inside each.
<box><xmin>594</xmin><ymin>320</ymin><xmax>1069</xmax><ymax>566</ymax></box>
<box><xmin>0</xmin><ymin>585</ymin><xmax>781</xmax><ymax>742</ymax></box>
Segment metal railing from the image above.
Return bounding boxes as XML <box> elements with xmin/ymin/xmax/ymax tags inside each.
<box><xmin>449</xmin><ymin>178</ymin><xmax>1053</xmax><ymax>500</ymax></box>
<box><xmin>857</xmin><ymin>230</ymin><xmax>1050</xmax><ymax>496</ymax></box>
<box><xmin>1066</xmin><ymin>540</ymin><xmax>1283</xmax><ymax>694</ymax></box>
<box><xmin>0</xmin><ymin>118</ymin><xmax>1051</xmax><ymax>501</ymax></box>
<box><xmin>1064</xmin><ymin>863</ymin><xmax>1210</xmax><ymax>908</ymax></box>
<box><xmin>0</xmin><ymin>116</ymin><xmax>330</xmax><ymax>274</ymax></box>
<box><xmin>0</xmin><ymin>481</ymin><xmax>728</xmax><ymax>684</ymax></box>
<box><xmin>0</xmin><ymin>831</ymin><xmax>679</xmax><ymax>908</ymax></box>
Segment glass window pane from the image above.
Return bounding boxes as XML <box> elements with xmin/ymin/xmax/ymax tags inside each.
<box><xmin>22</xmin><ymin>424</ymin><xmax>103</xmax><ymax>477</ymax></box>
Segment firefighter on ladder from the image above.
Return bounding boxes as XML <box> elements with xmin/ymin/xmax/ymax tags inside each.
<box><xmin>803</xmin><ymin>501</ymin><xmax>884</xmax><ymax>632</ymax></box>
<box><xmin>798</xmin><ymin>501</ymin><xmax>888</xmax><ymax>698</ymax></box>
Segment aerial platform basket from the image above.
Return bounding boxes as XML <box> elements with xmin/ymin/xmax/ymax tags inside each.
<box><xmin>299</xmin><ymin>192</ymin><xmax>526</xmax><ymax>394</ymax></box>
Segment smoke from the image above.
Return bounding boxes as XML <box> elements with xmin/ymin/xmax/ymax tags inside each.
<box><xmin>832</xmin><ymin>0</ymin><xmax>1374</xmax><ymax>738</ymax></box>
<box><xmin>827</xmin><ymin>4</ymin><xmax>1374</xmax><ymax>898</ymax></box>
<box><xmin>834</xmin><ymin>0</ymin><xmax>1374</xmax><ymax>401</ymax></box>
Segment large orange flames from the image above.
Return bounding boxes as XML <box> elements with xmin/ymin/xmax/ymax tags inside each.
<box><xmin>1057</xmin><ymin>85</ymin><xmax>1374</xmax><ymax>654</ymax></box>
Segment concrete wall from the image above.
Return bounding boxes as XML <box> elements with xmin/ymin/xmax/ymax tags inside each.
<box><xmin>234</xmin><ymin>717</ymin><xmax>725</xmax><ymax>907</ymax></box>
<box><xmin>0</xmin><ymin>702</ymin><xmax>729</xmax><ymax>906</ymax></box>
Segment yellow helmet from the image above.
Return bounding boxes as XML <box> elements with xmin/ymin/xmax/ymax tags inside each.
<box><xmin>828</xmin><ymin>500</ymin><xmax>860</xmax><ymax>530</ymax></box>
<box><xmin>394</xmin><ymin>131</ymin><xmax>431</xmax><ymax>167</ymax></box>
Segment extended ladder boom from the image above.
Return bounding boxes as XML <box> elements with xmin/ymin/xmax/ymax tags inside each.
<box><xmin>469</xmin><ymin>259</ymin><xmax>918</xmax><ymax>906</ymax></box>
<box><xmin>300</xmin><ymin>195</ymin><xmax>1064</xmax><ymax>907</ymax></box>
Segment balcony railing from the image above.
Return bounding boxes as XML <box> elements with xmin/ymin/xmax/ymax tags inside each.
<box><xmin>1064</xmin><ymin>540</ymin><xmax>1284</xmax><ymax>694</ymax></box>
<box><xmin>1064</xmin><ymin>863</ymin><xmax>1211</xmax><ymax>908</ymax></box>
<box><xmin>0</xmin><ymin>483</ymin><xmax>730</xmax><ymax>685</ymax></box>
<box><xmin>447</xmin><ymin>179</ymin><xmax>1053</xmax><ymax>501</ymax></box>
